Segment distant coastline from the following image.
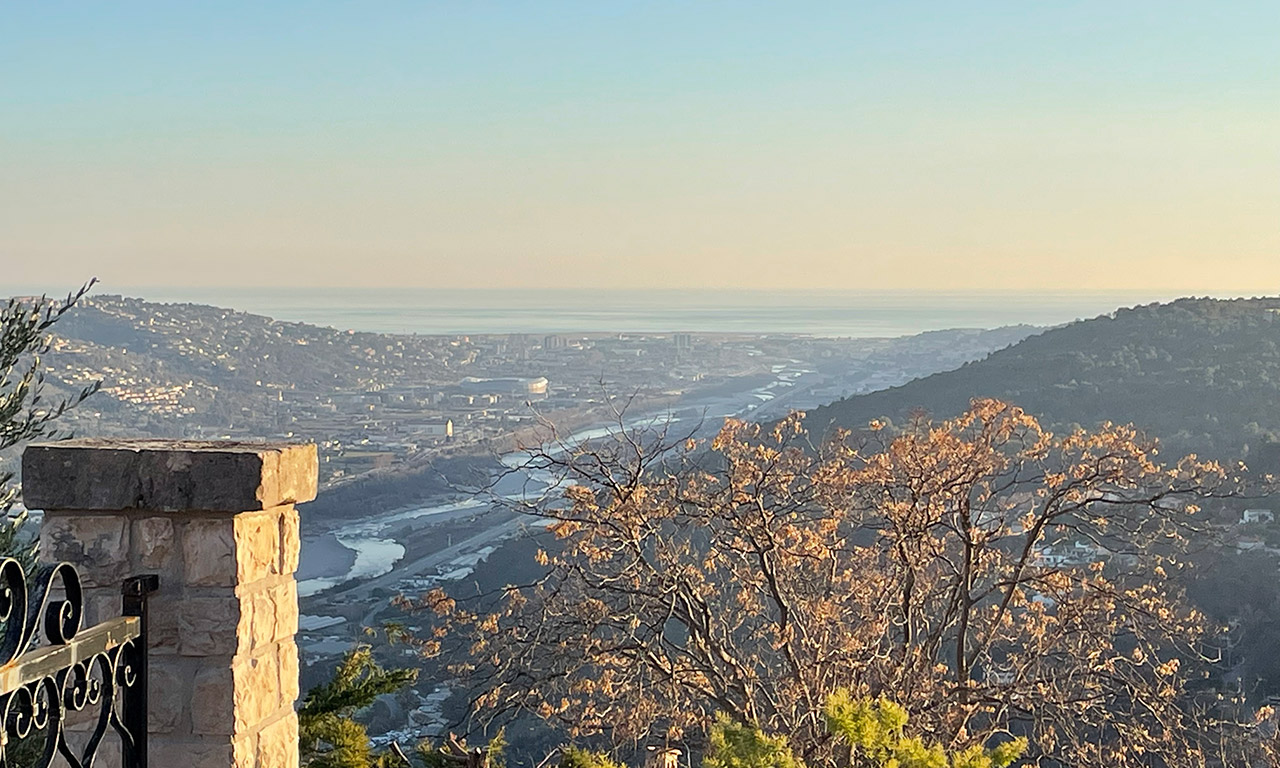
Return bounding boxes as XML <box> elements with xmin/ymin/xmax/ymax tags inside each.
<box><xmin>19</xmin><ymin>286</ymin><xmax>1236</xmax><ymax>338</ymax></box>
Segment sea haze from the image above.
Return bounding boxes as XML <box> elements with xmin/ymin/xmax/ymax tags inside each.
<box><xmin>80</xmin><ymin>287</ymin><xmax>1217</xmax><ymax>337</ymax></box>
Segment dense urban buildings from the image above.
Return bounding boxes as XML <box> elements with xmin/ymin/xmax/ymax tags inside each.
<box><xmin>26</xmin><ymin>295</ymin><xmax>1033</xmax><ymax>488</ymax></box>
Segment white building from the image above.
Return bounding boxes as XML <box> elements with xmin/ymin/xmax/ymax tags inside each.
<box><xmin>421</xmin><ymin>419</ymin><xmax>453</xmax><ymax>439</ymax></box>
<box><xmin>1243</xmin><ymin>508</ymin><xmax>1275</xmax><ymax>525</ymax></box>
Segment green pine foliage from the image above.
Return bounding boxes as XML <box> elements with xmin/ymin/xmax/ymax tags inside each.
<box><xmin>303</xmin><ymin>714</ymin><xmax>377</xmax><ymax>768</ymax></box>
<box><xmin>558</xmin><ymin>746</ymin><xmax>625</xmax><ymax>768</ymax></box>
<box><xmin>416</xmin><ymin>731</ymin><xmax>506</xmax><ymax>768</ymax></box>
<box><xmin>823</xmin><ymin>692</ymin><xmax>1025</xmax><ymax>768</ymax></box>
<box><xmin>699</xmin><ymin>694</ymin><xmax>1025</xmax><ymax>768</ymax></box>
<box><xmin>704</xmin><ymin>713</ymin><xmax>802</xmax><ymax>768</ymax></box>
<box><xmin>299</xmin><ymin>646</ymin><xmax>418</xmax><ymax>768</ymax></box>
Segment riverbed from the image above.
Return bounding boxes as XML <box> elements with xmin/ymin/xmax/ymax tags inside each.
<box><xmin>297</xmin><ymin>364</ymin><xmax>816</xmax><ymax>597</ymax></box>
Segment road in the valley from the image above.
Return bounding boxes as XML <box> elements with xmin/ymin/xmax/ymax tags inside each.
<box><xmin>348</xmin><ymin>512</ymin><xmax>526</xmax><ymax>629</ymax></box>
<box><xmin>302</xmin><ymin>363</ymin><xmax>821</xmax><ymax>628</ymax></box>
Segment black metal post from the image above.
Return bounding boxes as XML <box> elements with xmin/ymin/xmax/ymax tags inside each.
<box><xmin>121</xmin><ymin>574</ymin><xmax>160</xmax><ymax>768</ymax></box>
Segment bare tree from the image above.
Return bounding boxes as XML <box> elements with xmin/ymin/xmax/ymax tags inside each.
<box><xmin>414</xmin><ymin>399</ymin><xmax>1270</xmax><ymax>766</ymax></box>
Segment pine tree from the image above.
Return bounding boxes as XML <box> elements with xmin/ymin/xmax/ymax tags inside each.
<box><xmin>557</xmin><ymin>746</ymin><xmax>624</xmax><ymax>768</ymax></box>
<box><xmin>299</xmin><ymin>646</ymin><xmax>418</xmax><ymax>768</ymax></box>
<box><xmin>703</xmin><ymin>694</ymin><xmax>1025</xmax><ymax>768</ymax></box>
<box><xmin>415</xmin><ymin>731</ymin><xmax>506</xmax><ymax>768</ymax></box>
<box><xmin>822</xmin><ymin>693</ymin><xmax>1025</xmax><ymax>768</ymax></box>
<box><xmin>704</xmin><ymin>714</ymin><xmax>802</xmax><ymax>768</ymax></box>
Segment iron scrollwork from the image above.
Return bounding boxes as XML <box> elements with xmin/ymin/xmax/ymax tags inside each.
<box><xmin>0</xmin><ymin>559</ymin><xmax>157</xmax><ymax>768</ymax></box>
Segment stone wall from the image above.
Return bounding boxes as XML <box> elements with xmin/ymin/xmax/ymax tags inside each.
<box><xmin>23</xmin><ymin>439</ymin><xmax>317</xmax><ymax>768</ymax></box>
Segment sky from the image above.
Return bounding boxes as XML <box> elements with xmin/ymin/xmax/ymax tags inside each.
<box><xmin>2</xmin><ymin>2</ymin><xmax>1277</xmax><ymax>293</ymax></box>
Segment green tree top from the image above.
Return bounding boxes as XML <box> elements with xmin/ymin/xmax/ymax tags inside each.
<box><xmin>700</xmin><ymin>694</ymin><xmax>1025</xmax><ymax>768</ymax></box>
<box><xmin>299</xmin><ymin>646</ymin><xmax>418</xmax><ymax>768</ymax></box>
<box><xmin>558</xmin><ymin>746</ymin><xmax>625</xmax><ymax>768</ymax></box>
<box><xmin>704</xmin><ymin>713</ymin><xmax>802</xmax><ymax>768</ymax></box>
<box><xmin>823</xmin><ymin>693</ymin><xmax>1025</xmax><ymax>768</ymax></box>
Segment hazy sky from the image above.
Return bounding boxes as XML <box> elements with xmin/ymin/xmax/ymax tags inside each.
<box><xmin>2</xmin><ymin>2</ymin><xmax>1277</xmax><ymax>292</ymax></box>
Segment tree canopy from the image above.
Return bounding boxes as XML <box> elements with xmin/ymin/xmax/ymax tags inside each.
<box><xmin>0</xmin><ymin>283</ymin><xmax>99</xmax><ymax>564</ymax></box>
<box><xmin>299</xmin><ymin>646</ymin><xmax>419</xmax><ymax>768</ymax></box>
<box><xmin>416</xmin><ymin>399</ymin><xmax>1268</xmax><ymax>767</ymax></box>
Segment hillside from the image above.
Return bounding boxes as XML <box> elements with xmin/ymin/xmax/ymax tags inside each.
<box><xmin>11</xmin><ymin>293</ymin><xmax>1038</xmax><ymax>497</ymax></box>
<box><xmin>806</xmin><ymin>297</ymin><xmax>1280</xmax><ymax>461</ymax></box>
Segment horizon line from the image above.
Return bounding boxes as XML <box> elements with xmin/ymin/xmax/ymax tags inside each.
<box><xmin>49</xmin><ymin>285</ymin><xmax>1280</xmax><ymax>297</ymax></box>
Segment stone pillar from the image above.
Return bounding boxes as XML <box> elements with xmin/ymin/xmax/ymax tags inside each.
<box><xmin>23</xmin><ymin>439</ymin><xmax>317</xmax><ymax>768</ymax></box>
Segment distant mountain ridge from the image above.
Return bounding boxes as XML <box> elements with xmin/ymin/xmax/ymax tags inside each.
<box><xmin>805</xmin><ymin>297</ymin><xmax>1280</xmax><ymax>461</ymax></box>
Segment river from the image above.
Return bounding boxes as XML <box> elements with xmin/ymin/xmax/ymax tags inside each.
<box><xmin>297</xmin><ymin>362</ymin><xmax>815</xmax><ymax>596</ymax></box>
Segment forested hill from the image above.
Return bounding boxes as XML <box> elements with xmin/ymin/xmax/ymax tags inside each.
<box><xmin>804</xmin><ymin>297</ymin><xmax>1280</xmax><ymax>462</ymax></box>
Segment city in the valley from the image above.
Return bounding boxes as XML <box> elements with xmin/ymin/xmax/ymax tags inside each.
<box><xmin>15</xmin><ymin>292</ymin><xmax>1035</xmax><ymax>743</ymax></box>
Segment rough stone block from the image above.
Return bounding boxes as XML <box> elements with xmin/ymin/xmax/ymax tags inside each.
<box><xmin>234</xmin><ymin>653</ymin><xmax>281</xmax><ymax>731</ymax></box>
<box><xmin>39</xmin><ymin>515</ymin><xmax>130</xmax><ymax>587</ymax></box>
<box><xmin>21</xmin><ymin>438</ymin><xmax>316</xmax><ymax>766</ymax></box>
<box><xmin>23</xmin><ymin>439</ymin><xmax>318</xmax><ymax>512</ymax></box>
<box><xmin>183</xmin><ymin>518</ymin><xmax>237</xmax><ymax>587</ymax></box>
<box><xmin>180</xmin><ymin>596</ymin><xmax>241</xmax><ymax>656</ymax></box>
<box><xmin>63</xmin><ymin>702</ymin><xmax>102</xmax><ymax>730</ymax></box>
<box><xmin>240</xmin><ymin>588</ymin><xmax>276</xmax><ymax>651</ymax></box>
<box><xmin>279</xmin><ymin>506</ymin><xmax>301</xmax><ymax>574</ymax></box>
<box><xmin>192</xmin><ymin>666</ymin><xmax>236</xmax><ymax>735</ymax></box>
<box><xmin>150</xmin><ymin>660</ymin><xmax>188</xmax><ymax>733</ymax></box>
<box><xmin>279</xmin><ymin>641</ymin><xmax>300</xmax><ymax>705</ymax></box>
<box><xmin>235</xmin><ymin>511</ymin><xmax>281</xmax><ymax>584</ymax></box>
<box><xmin>98</xmin><ymin>746</ymin><xmax>123</xmax><ymax>768</ymax></box>
<box><xmin>62</xmin><ymin>741</ymin><xmax>122</xmax><ymax>768</ymax></box>
<box><xmin>233</xmin><ymin>732</ymin><xmax>257</xmax><ymax>768</ymax></box>
<box><xmin>148</xmin><ymin>592</ymin><xmax>181</xmax><ymax>654</ymax></box>
<box><xmin>273</xmin><ymin>580</ymin><xmax>299</xmax><ymax>643</ymax></box>
<box><xmin>133</xmin><ymin>516</ymin><xmax>176</xmax><ymax>571</ymax></box>
<box><xmin>151</xmin><ymin>741</ymin><xmax>234</xmax><ymax>768</ymax></box>
<box><xmin>72</xmin><ymin>585</ymin><xmax>120</xmax><ymax>628</ymax></box>
<box><xmin>258</xmin><ymin>711</ymin><xmax>300</xmax><ymax>768</ymax></box>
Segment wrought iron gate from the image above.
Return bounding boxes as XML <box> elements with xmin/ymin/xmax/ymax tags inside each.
<box><xmin>0</xmin><ymin>559</ymin><xmax>157</xmax><ymax>768</ymax></box>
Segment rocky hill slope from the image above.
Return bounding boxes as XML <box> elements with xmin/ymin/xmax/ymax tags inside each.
<box><xmin>805</xmin><ymin>297</ymin><xmax>1280</xmax><ymax>461</ymax></box>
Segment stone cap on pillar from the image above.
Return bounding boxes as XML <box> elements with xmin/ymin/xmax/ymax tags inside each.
<box><xmin>22</xmin><ymin>439</ymin><xmax>318</xmax><ymax>513</ymax></box>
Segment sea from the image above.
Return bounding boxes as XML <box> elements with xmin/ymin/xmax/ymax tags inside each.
<box><xmin>58</xmin><ymin>286</ymin><xmax>1236</xmax><ymax>338</ymax></box>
